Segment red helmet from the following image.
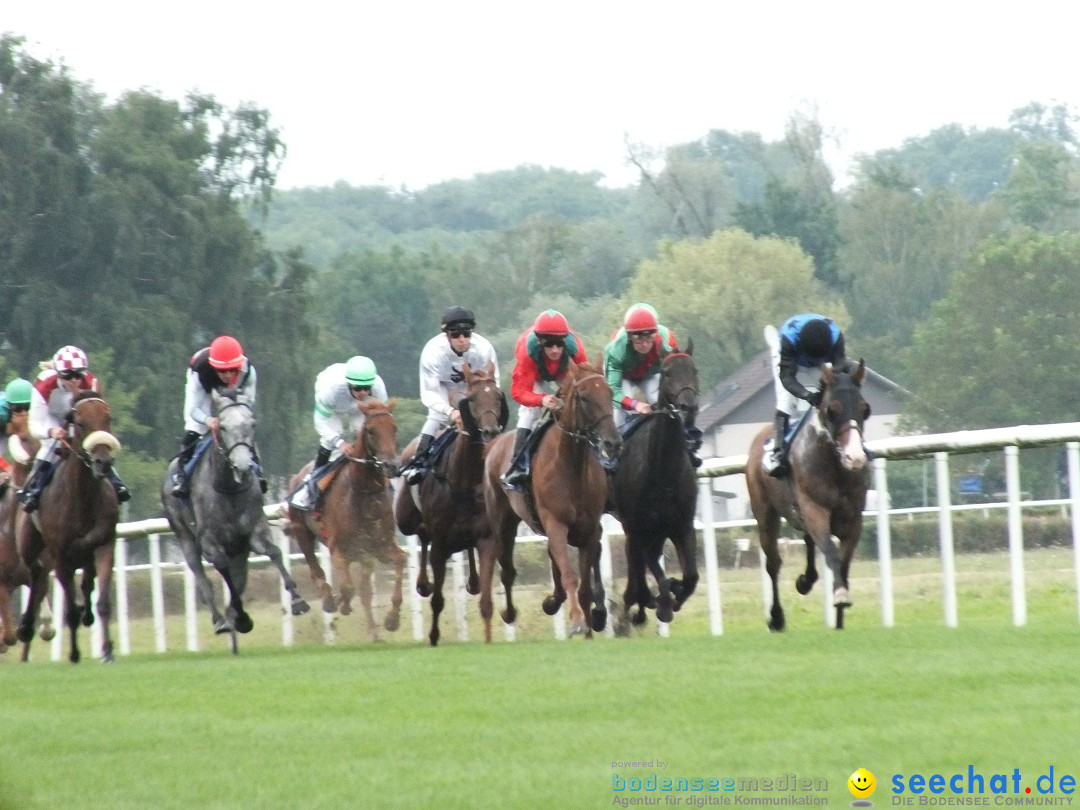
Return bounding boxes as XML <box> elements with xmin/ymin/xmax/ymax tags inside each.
<box><xmin>533</xmin><ymin>309</ymin><xmax>569</xmax><ymax>337</ymax></box>
<box><xmin>624</xmin><ymin>304</ymin><xmax>658</xmax><ymax>332</ymax></box>
<box><xmin>208</xmin><ymin>335</ymin><xmax>245</xmax><ymax>370</ymax></box>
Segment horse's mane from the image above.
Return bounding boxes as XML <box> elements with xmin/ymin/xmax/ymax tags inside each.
<box><xmin>72</xmin><ymin>389</ymin><xmax>102</xmax><ymax>404</ymax></box>
<box><xmin>359</xmin><ymin>398</ymin><xmax>397</xmax><ymax>416</ymax></box>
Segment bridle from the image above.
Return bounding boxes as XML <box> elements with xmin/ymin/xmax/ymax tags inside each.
<box><xmin>816</xmin><ymin>377</ymin><xmax>867</xmax><ymax>460</ymax></box>
<box><xmin>657</xmin><ymin>352</ymin><xmax>699</xmax><ymax>426</ymax></box>
<box><xmin>61</xmin><ymin>397</ymin><xmax>113</xmax><ymax>470</ymax></box>
<box><xmin>343</xmin><ymin>409</ymin><xmax>396</xmax><ymax>471</ymax></box>
<box><xmin>211</xmin><ymin>399</ymin><xmax>257</xmax><ymax>466</ymax></box>
<box><xmin>555</xmin><ymin>372</ymin><xmax>616</xmax><ymax>450</ymax></box>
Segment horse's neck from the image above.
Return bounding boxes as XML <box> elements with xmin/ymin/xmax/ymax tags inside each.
<box><xmin>550</xmin><ymin>407</ymin><xmax>591</xmax><ymax>469</ymax></box>
<box><xmin>444</xmin><ymin>433</ymin><xmax>484</xmax><ymax>486</ymax></box>
<box><xmin>647</xmin><ymin>413</ymin><xmax>686</xmax><ymax>472</ymax></box>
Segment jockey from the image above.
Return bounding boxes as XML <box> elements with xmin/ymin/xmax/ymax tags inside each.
<box><xmin>171</xmin><ymin>335</ymin><xmax>263</xmax><ymax>497</ymax></box>
<box><xmin>19</xmin><ymin>346</ymin><xmax>131</xmax><ymax>512</ymax></box>
<box><xmin>501</xmin><ymin>309</ymin><xmax>588</xmax><ymax>487</ymax></box>
<box><xmin>289</xmin><ymin>355</ymin><xmax>388</xmax><ymax>511</ymax></box>
<box><xmin>765</xmin><ymin>313</ymin><xmax>851</xmax><ymax>477</ymax></box>
<box><xmin>400</xmin><ymin>306</ymin><xmax>500</xmax><ymax>486</ymax></box>
<box><xmin>603</xmin><ymin>303</ymin><xmax>702</xmax><ymax>467</ymax></box>
<box><xmin>0</xmin><ymin>377</ymin><xmax>33</xmax><ymax>497</ymax></box>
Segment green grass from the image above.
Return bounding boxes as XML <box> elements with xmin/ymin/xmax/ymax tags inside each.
<box><xmin>2</xmin><ymin>548</ymin><xmax>1078</xmax><ymax>809</ymax></box>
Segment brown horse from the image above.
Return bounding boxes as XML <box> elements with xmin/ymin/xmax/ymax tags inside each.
<box><xmin>0</xmin><ymin>425</ymin><xmax>55</xmax><ymax>653</ymax></box>
<box><xmin>286</xmin><ymin>398</ymin><xmax>406</xmax><ymax>640</ymax></box>
<box><xmin>746</xmin><ymin>361</ymin><xmax>871</xmax><ymax>631</ymax></box>
<box><xmin>16</xmin><ymin>391</ymin><xmax>122</xmax><ymax>662</ymax></box>
<box><xmin>394</xmin><ymin>363</ymin><xmax>507</xmax><ymax>645</ymax></box>
<box><xmin>483</xmin><ymin>360</ymin><xmax>622</xmax><ymax>638</ymax></box>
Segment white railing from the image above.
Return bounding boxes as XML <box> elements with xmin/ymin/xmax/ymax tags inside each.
<box><xmin>17</xmin><ymin>424</ymin><xmax>1080</xmax><ymax>660</ymax></box>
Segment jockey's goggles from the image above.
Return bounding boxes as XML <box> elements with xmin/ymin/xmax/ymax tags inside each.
<box><xmin>348</xmin><ymin>383</ymin><xmax>373</xmax><ymax>393</ymax></box>
<box><xmin>58</xmin><ymin>369</ymin><xmax>85</xmax><ymax>380</ymax></box>
<box><xmin>447</xmin><ymin>329</ymin><xmax>472</xmax><ymax>339</ymax></box>
<box><xmin>628</xmin><ymin>330</ymin><xmax>657</xmax><ymax>341</ymax></box>
<box><xmin>539</xmin><ymin>336</ymin><xmax>565</xmax><ymax>348</ymax></box>
<box><xmin>8</xmin><ymin>404</ymin><xmax>29</xmax><ymax>414</ymax></box>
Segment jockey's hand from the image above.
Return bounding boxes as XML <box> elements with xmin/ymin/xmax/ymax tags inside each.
<box><xmin>207</xmin><ymin>417</ymin><xmax>220</xmax><ymax>432</ymax></box>
<box><xmin>633</xmin><ymin>401</ymin><xmax>653</xmax><ymax>415</ymax></box>
<box><xmin>805</xmin><ymin>391</ymin><xmax>823</xmax><ymax>407</ymax></box>
<box><xmin>450</xmin><ymin>408</ymin><xmax>464</xmax><ymax>431</ymax></box>
<box><xmin>541</xmin><ymin>394</ymin><xmax>561</xmax><ymax>411</ymax></box>
<box><xmin>50</xmin><ymin>427</ymin><xmax>65</xmax><ymax>440</ymax></box>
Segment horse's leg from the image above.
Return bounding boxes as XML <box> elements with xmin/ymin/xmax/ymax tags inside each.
<box><xmin>623</xmin><ymin>531</ymin><xmax>649</xmax><ymax>626</ymax></box>
<box><xmin>0</xmin><ymin>584</ymin><xmax>15</xmax><ymax>650</ymax></box>
<box><xmin>546</xmin><ymin>525</ymin><xmax>585</xmax><ymax>635</ymax></box>
<box><xmin>377</xmin><ymin>540</ymin><xmax>406</xmax><ymax>633</ymax></box>
<box><xmin>251</xmin><ymin>524</ymin><xmax>310</xmax><ymax>616</ymax></box>
<box><xmin>755</xmin><ymin>506</ymin><xmax>785</xmax><ymax>632</ymax></box>
<box><xmin>54</xmin><ymin>566</ymin><xmax>82</xmax><ymax>664</ymax></box>
<box><xmin>225</xmin><ymin>552</ymin><xmax>253</xmax><ymax>635</ymax></box>
<box><xmin>465</xmin><ymin>547</ymin><xmax>480</xmax><ymax>596</ymax></box>
<box><xmin>475</xmin><ymin>535</ymin><xmax>498</xmax><ymax>643</ymax></box>
<box><xmin>16</xmin><ymin>560</ymin><xmax>48</xmax><ymax>657</ymax></box>
<box><xmin>427</xmin><ymin>544</ymin><xmax>450</xmax><ymax>646</ymax></box>
<box><xmin>354</xmin><ymin>559</ymin><xmax>378</xmax><ymax>641</ymax></box>
<box><xmin>644</xmin><ymin>541</ymin><xmax>675</xmax><ymax>625</ymax></box>
<box><xmin>835</xmin><ymin>526</ymin><xmax>861</xmax><ymax>630</ymax></box>
<box><xmin>330</xmin><ymin>548</ymin><xmax>354</xmax><ymax>616</ymax></box>
<box><xmin>79</xmin><ymin>567</ymin><xmax>95</xmax><ymax>627</ymax></box>
<box><xmin>178</xmin><ymin>536</ymin><xmax>231</xmax><ymax>634</ymax></box>
<box><xmin>415</xmin><ymin>532</ymin><xmax>433</xmax><ymax>598</ymax></box>
<box><xmin>291</xmin><ymin>517</ymin><xmax>334</xmax><ymax>613</ymax></box>
<box><xmin>798</xmin><ymin>503</ymin><xmax>850</xmax><ymax>609</ymax></box>
<box><xmin>541</xmin><ymin>548</ymin><xmax>567</xmax><ymax>616</ymax></box>
<box><xmin>795</xmin><ymin>532</ymin><xmax>819</xmax><ymax>595</ymax></box>
<box><xmin>495</xmin><ymin>519</ymin><xmax>519</xmax><ymax>626</ymax></box>
<box><xmin>668</xmin><ymin>519</ymin><xmax>700</xmax><ymax>611</ymax></box>
<box><xmin>93</xmin><ymin>543</ymin><xmax>116</xmax><ymax>663</ymax></box>
<box><xmin>589</xmin><ymin>545</ymin><xmax>607</xmax><ymax>634</ymax></box>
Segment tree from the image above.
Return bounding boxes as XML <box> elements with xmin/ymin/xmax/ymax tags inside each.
<box><xmin>902</xmin><ymin>230</ymin><xmax>1080</xmax><ymax>431</ymax></box>
<box><xmin>624</xmin><ymin>229</ymin><xmax>847</xmax><ymax>390</ymax></box>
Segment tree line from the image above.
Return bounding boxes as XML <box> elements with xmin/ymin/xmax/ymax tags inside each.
<box><xmin>4</xmin><ymin>33</ymin><xmax>1079</xmax><ymax>517</ymax></box>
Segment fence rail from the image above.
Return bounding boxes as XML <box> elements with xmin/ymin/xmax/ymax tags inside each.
<box><xmin>14</xmin><ymin>424</ymin><xmax>1080</xmax><ymax>660</ymax></box>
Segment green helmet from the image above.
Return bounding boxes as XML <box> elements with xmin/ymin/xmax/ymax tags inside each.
<box><xmin>344</xmin><ymin>355</ymin><xmax>377</xmax><ymax>387</ymax></box>
<box><xmin>4</xmin><ymin>378</ymin><xmax>33</xmax><ymax>405</ymax></box>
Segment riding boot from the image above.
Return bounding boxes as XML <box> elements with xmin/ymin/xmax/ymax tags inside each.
<box><xmin>18</xmin><ymin>458</ymin><xmax>55</xmax><ymax>513</ymax></box>
<box><xmin>107</xmin><ymin>469</ymin><xmax>132</xmax><ymax>504</ymax></box>
<box><xmin>500</xmin><ymin>428</ymin><xmax>532</xmax><ymax>487</ymax></box>
<box><xmin>291</xmin><ymin>446</ymin><xmax>332</xmax><ymax>511</ymax></box>
<box><xmin>252</xmin><ymin>447</ymin><xmax>269</xmax><ymax>494</ymax></box>
<box><xmin>684</xmin><ymin>425</ymin><xmax>704</xmax><ymax>469</ymax></box>
<box><xmin>767</xmin><ymin>412</ymin><xmax>789</xmax><ymax>478</ymax></box>
<box><xmin>403</xmin><ymin>433</ymin><xmax>434</xmax><ymax>486</ymax></box>
<box><xmin>171</xmin><ymin>430</ymin><xmax>201</xmax><ymax>497</ymax></box>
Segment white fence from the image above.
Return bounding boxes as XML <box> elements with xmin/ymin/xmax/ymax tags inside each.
<box><xmin>14</xmin><ymin>423</ymin><xmax>1080</xmax><ymax>660</ymax></box>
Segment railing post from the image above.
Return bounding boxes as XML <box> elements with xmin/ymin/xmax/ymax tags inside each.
<box><xmin>697</xmin><ymin>477</ymin><xmax>723</xmax><ymax>636</ymax></box>
<box><xmin>149</xmin><ymin>533</ymin><xmax>168</xmax><ymax>652</ymax></box>
<box><xmin>115</xmin><ymin>537</ymin><xmax>131</xmax><ymax>655</ymax></box>
<box><xmin>1068</xmin><ymin>442</ymin><xmax>1080</xmax><ymax>623</ymax></box>
<box><xmin>873</xmin><ymin>457</ymin><xmax>894</xmax><ymax>628</ymax></box>
<box><xmin>935</xmin><ymin>452</ymin><xmax>958</xmax><ymax>627</ymax></box>
<box><xmin>1004</xmin><ymin>445</ymin><xmax>1027</xmax><ymax>626</ymax></box>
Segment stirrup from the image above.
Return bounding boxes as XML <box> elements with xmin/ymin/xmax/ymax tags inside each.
<box><xmin>500</xmin><ymin>467</ymin><xmax>528</xmax><ymax>488</ymax></box>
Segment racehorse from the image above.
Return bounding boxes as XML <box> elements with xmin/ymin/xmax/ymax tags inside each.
<box><xmin>394</xmin><ymin>363</ymin><xmax>507</xmax><ymax>645</ymax></box>
<box><xmin>161</xmin><ymin>388</ymin><xmax>307</xmax><ymax>653</ymax></box>
<box><xmin>609</xmin><ymin>343</ymin><xmax>700</xmax><ymax>626</ymax></box>
<box><xmin>286</xmin><ymin>398</ymin><xmax>406</xmax><ymax>640</ymax></box>
<box><xmin>0</xmin><ymin>430</ymin><xmax>55</xmax><ymax>653</ymax></box>
<box><xmin>745</xmin><ymin>361</ymin><xmax>871</xmax><ymax>631</ymax></box>
<box><xmin>483</xmin><ymin>360</ymin><xmax>622</xmax><ymax>638</ymax></box>
<box><xmin>16</xmin><ymin>391</ymin><xmax>121</xmax><ymax>663</ymax></box>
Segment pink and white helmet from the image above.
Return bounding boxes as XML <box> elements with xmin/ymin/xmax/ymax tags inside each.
<box><xmin>53</xmin><ymin>345</ymin><xmax>89</xmax><ymax>372</ymax></box>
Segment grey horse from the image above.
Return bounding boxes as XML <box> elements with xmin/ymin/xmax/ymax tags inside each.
<box><xmin>161</xmin><ymin>388</ymin><xmax>308</xmax><ymax>653</ymax></box>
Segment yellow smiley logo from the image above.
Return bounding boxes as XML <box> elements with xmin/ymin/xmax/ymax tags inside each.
<box><xmin>848</xmin><ymin>768</ymin><xmax>877</xmax><ymax>798</ymax></box>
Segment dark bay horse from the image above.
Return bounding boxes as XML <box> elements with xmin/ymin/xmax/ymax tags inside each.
<box><xmin>16</xmin><ymin>391</ymin><xmax>121</xmax><ymax>663</ymax></box>
<box><xmin>0</xmin><ymin>430</ymin><xmax>55</xmax><ymax>653</ymax></box>
<box><xmin>287</xmin><ymin>399</ymin><xmax>406</xmax><ymax>640</ymax></box>
<box><xmin>610</xmin><ymin>343</ymin><xmax>700</xmax><ymax>626</ymax></box>
<box><xmin>161</xmin><ymin>389</ymin><xmax>307</xmax><ymax>653</ymax></box>
<box><xmin>746</xmin><ymin>361</ymin><xmax>871</xmax><ymax>630</ymax></box>
<box><xmin>394</xmin><ymin>363</ymin><xmax>507</xmax><ymax>645</ymax></box>
<box><xmin>484</xmin><ymin>361</ymin><xmax>622</xmax><ymax>638</ymax></box>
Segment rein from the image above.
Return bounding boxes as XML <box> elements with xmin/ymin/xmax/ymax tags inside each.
<box><xmin>343</xmin><ymin>410</ymin><xmax>395</xmax><ymax>470</ymax></box>
<box><xmin>554</xmin><ymin>372</ymin><xmax>615</xmax><ymax>447</ymax></box>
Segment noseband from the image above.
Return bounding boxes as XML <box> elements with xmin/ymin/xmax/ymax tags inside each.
<box><xmin>211</xmin><ymin>400</ymin><xmax>257</xmax><ymax>464</ymax></box>
<box><xmin>63</xmin><ymin>397</ymin><xmax>113</xmax><ymax>470</ymax></box>
<box><xmin>344</xmin><ymin>410</ymin><xmax>396</xmax><ymax>470</ymax></box>
<box><xmin>555</xmin><ymin>372</ymin><xmax>615</xmax><ymax>449</ymax></box>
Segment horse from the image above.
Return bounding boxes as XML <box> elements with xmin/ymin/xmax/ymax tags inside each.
<box><xmin>16</xmin><ymin>391</ymin><xmax>121</xmax><ymax>663</ymax></box>
<box><xmin>161</xmin><ymin>388</ymin><xmax>307</xmax><ymax>653</ymax></box>
<box><xmin>483</xmin><ymin>360</ymin><xmax>622</xmax><ymax>638</ymax></box>
<box><xmin>286</xmin><ymin>398</ymin><xmax>406</xmax><ymax>640</ymax></box>
<box><xmin>745</xmin><ymin>361</ymin><xmax>871</xmax><ymax>631</ymax></box>
<box><xmin>0</xmin><ymin>430</ymin><xmax>55</xmax><ymax>654</ymax></box>
<box><xmin>394</xmin><ymin>363</ymin><xmax>507</xmax><ymax>645</ymax></box>
<box><xmin>609</xmin><ymin>343</ymin><xmax>701</xmax><ymax>626</ymax></box>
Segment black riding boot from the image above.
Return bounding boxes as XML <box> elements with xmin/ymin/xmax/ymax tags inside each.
<box><xmin>107</xmin><ymin>469</ymin><xmax>132</xmax><ymax>504</ymax></box>
<box><xmin>684</xmin><ymin>425</ymin><xmax>704</xmax><ymax>469</ymax></box>
<box><xmin>500</xmin><ymin>428</ymin><xmax>532</xmax><ymax>487</ymax></box>
<box><xmin>18</xmin><ymin>458</ymin><xmax>55</xmax><ymax>513</ymax></box>
<box><xmin>252</xmin><ymin>447</ymin><xmax>269</xmax><ymax>494</ymax></box>
<box><xmin>171</xmin><ymin>431</ymin><xmax>201</xmax><ymax>497</ymax></box>
<box><xmin>403</xmin><ymin>433</ymin><xmax>434</xmax><ymax>485</ymax></box>
<box><xmin>768</xmin><ymin>411</ymin><xmax>789</xmax><ymax>478</ymax></box>
<box><xmin>314</xmin><ymin>445</ymin><xmax>332</xmax><ymax>472</ymax></box>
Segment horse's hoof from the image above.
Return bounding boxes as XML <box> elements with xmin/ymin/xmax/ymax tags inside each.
<box><xmin>384</xmin><ymin>614</ymin><xmax>400</xmax><ymax>632</ymax></box>
<box><xmin>767</xmin><ymin>620</ymin><xmax>786</xmax><ymax>632</ymax></box>
<box><xmin>291</xmin><ymin>598</ymin><xmax>311</xmax><ymax>616</ymax></box>
<box><xmin>0</xmin><ymin>640</ymin><xmax>6</xmax><ymax>654</ymax></box>
<box><xmin>416</xmin><ymin>581</ymin><xmax>433</xmax><ymax>598</ymax></box>
<box><xmin>39</xmin><ymin>624</ymin><xmax>56</xmax><ymax>642</ymax></box>
<box><xmin>500</xmin><ymin>607</ymin><xmax>517</xmax><ymax>625</ymax></box>
<box><xmin>321</xmin><ymin>595</ymin><xmax>336</xmax><ymax>613</ymax></box>
<box><xmin>213</xmin><ymin>619</ymin><xmax>232</xmax><ymax>635</ymax></box>
<box><xmin>631</xmin><ymin>608</ymin><xmax>647</xmax><ymax>626</ymax></box>
<box><xmin>429</xmin><ymin>632</ymin><xmax>439</xmax><ymax>647</ymax></box>
<box><xmin>69</xmin><ymin>650</ymin><xmax>81</xmax><ymax>664</ymax></box>
<box><xmin>81</xmin><ymin>611</ymin><xmax>95</xmax><ymax>628</ymax></box>
<box><xmin>465</xmin><ymin>576</ymin><xmax>480</xmax><ymax>596</ymax></box>
<box><xmin>569</xmin><ymin>620</ymin><xmax>588</xmax><ymax>637</ymax></box>
<box><xmin>16</xmin><ymin>624</ymin><xmax>33</xmax><ymax>644</ymax></box>
<box><xmin>590</xmin><ymin>607</ymin><xmax>607</xmax><ymax>633</ymax></box>
<box><xmin>339</xmin><ymin>603</ymin><xmax>352</xmax><ymax>616</ymax></box>
<box><xmin>656</xmin><ymin>605</ymin><xmax>674</xmax><ymax>624</ymax></box>
<box><xmin>833</xmin><ymin>588</ymin><xmax>852</xmax><ymax>608</ymax></box>
<box><xmin>795</xmin><ymin>574</ymin><xmax>814</xmax><ymax>595</ymax></box>
<box><xmin>102</xmin><ymin>653</ymin><xmax>115</xmax><ymax>664</ymax></box>
<box><xmin>541</xmin><ymin>596</ymin><xmax>560</xmax><ymax>616</ymax></box>
<box><xmin>234</xmin><ymin>614</ymin><xmax>254</xmax><ymax>634</ymax></box>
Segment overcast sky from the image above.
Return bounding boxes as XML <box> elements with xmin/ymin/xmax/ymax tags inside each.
<box><xmin>6</xmin><ymin>1</ymin><xmax>1079</xmax><ymax>191</ymax></box>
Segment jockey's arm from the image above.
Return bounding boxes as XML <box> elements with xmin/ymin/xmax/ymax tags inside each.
<box><xmin>778</xmin><ymin>345</ymin><xmax>814</xmax><ymax>401</ymax></box>
<box><xmin>182</xmin><ymin>369</ymin><xmax>213</xmax><ymax>431</ymax></box>
<box><xmin>28</xmin><ymin>388</ymin><xmax>52</xmax><ymax>442</ymax></box>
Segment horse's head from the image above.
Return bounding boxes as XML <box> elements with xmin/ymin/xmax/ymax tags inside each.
<box><xmin>459</xmin><ymin>362</ymin><xmax>507</xmax><ymax>445</ymax></box>
<box><xmin>556</xmin><ymin>361</ymin><xmax>622</xmax><ymax>462</ymax></box>
<box><xmin>818</xmin><ymin>360</ymin><xmax>871</xmax><ymax>472</ymax></box>
<box><xmin>350</xmin><ymin>399</ymin><xmax>400</xmax><ymax>478</ymax></box>
<box><xmin>69</xmin><ymin>391</ymin><xmax>120</xmax><ymax>479</ymax></box>
<box><xmin>657</xmin><ymin>340</ymin><xmax>700</xmax><ymax>428</ymax></box>
<box><xmin>211</xmin><ymin>388</ymin><xmax>257</xmax><ymax>485</ymax></box>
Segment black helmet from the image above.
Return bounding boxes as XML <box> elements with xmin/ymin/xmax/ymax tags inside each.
<box><xmin>441</xmin><ymin>305</ymin><xmax>476</xmax><ymax>331</ymax></box>
<box><xmin>800</xmin><ymin>318</ymin><xmax>833</xmax><ymax>359</ymax></box>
